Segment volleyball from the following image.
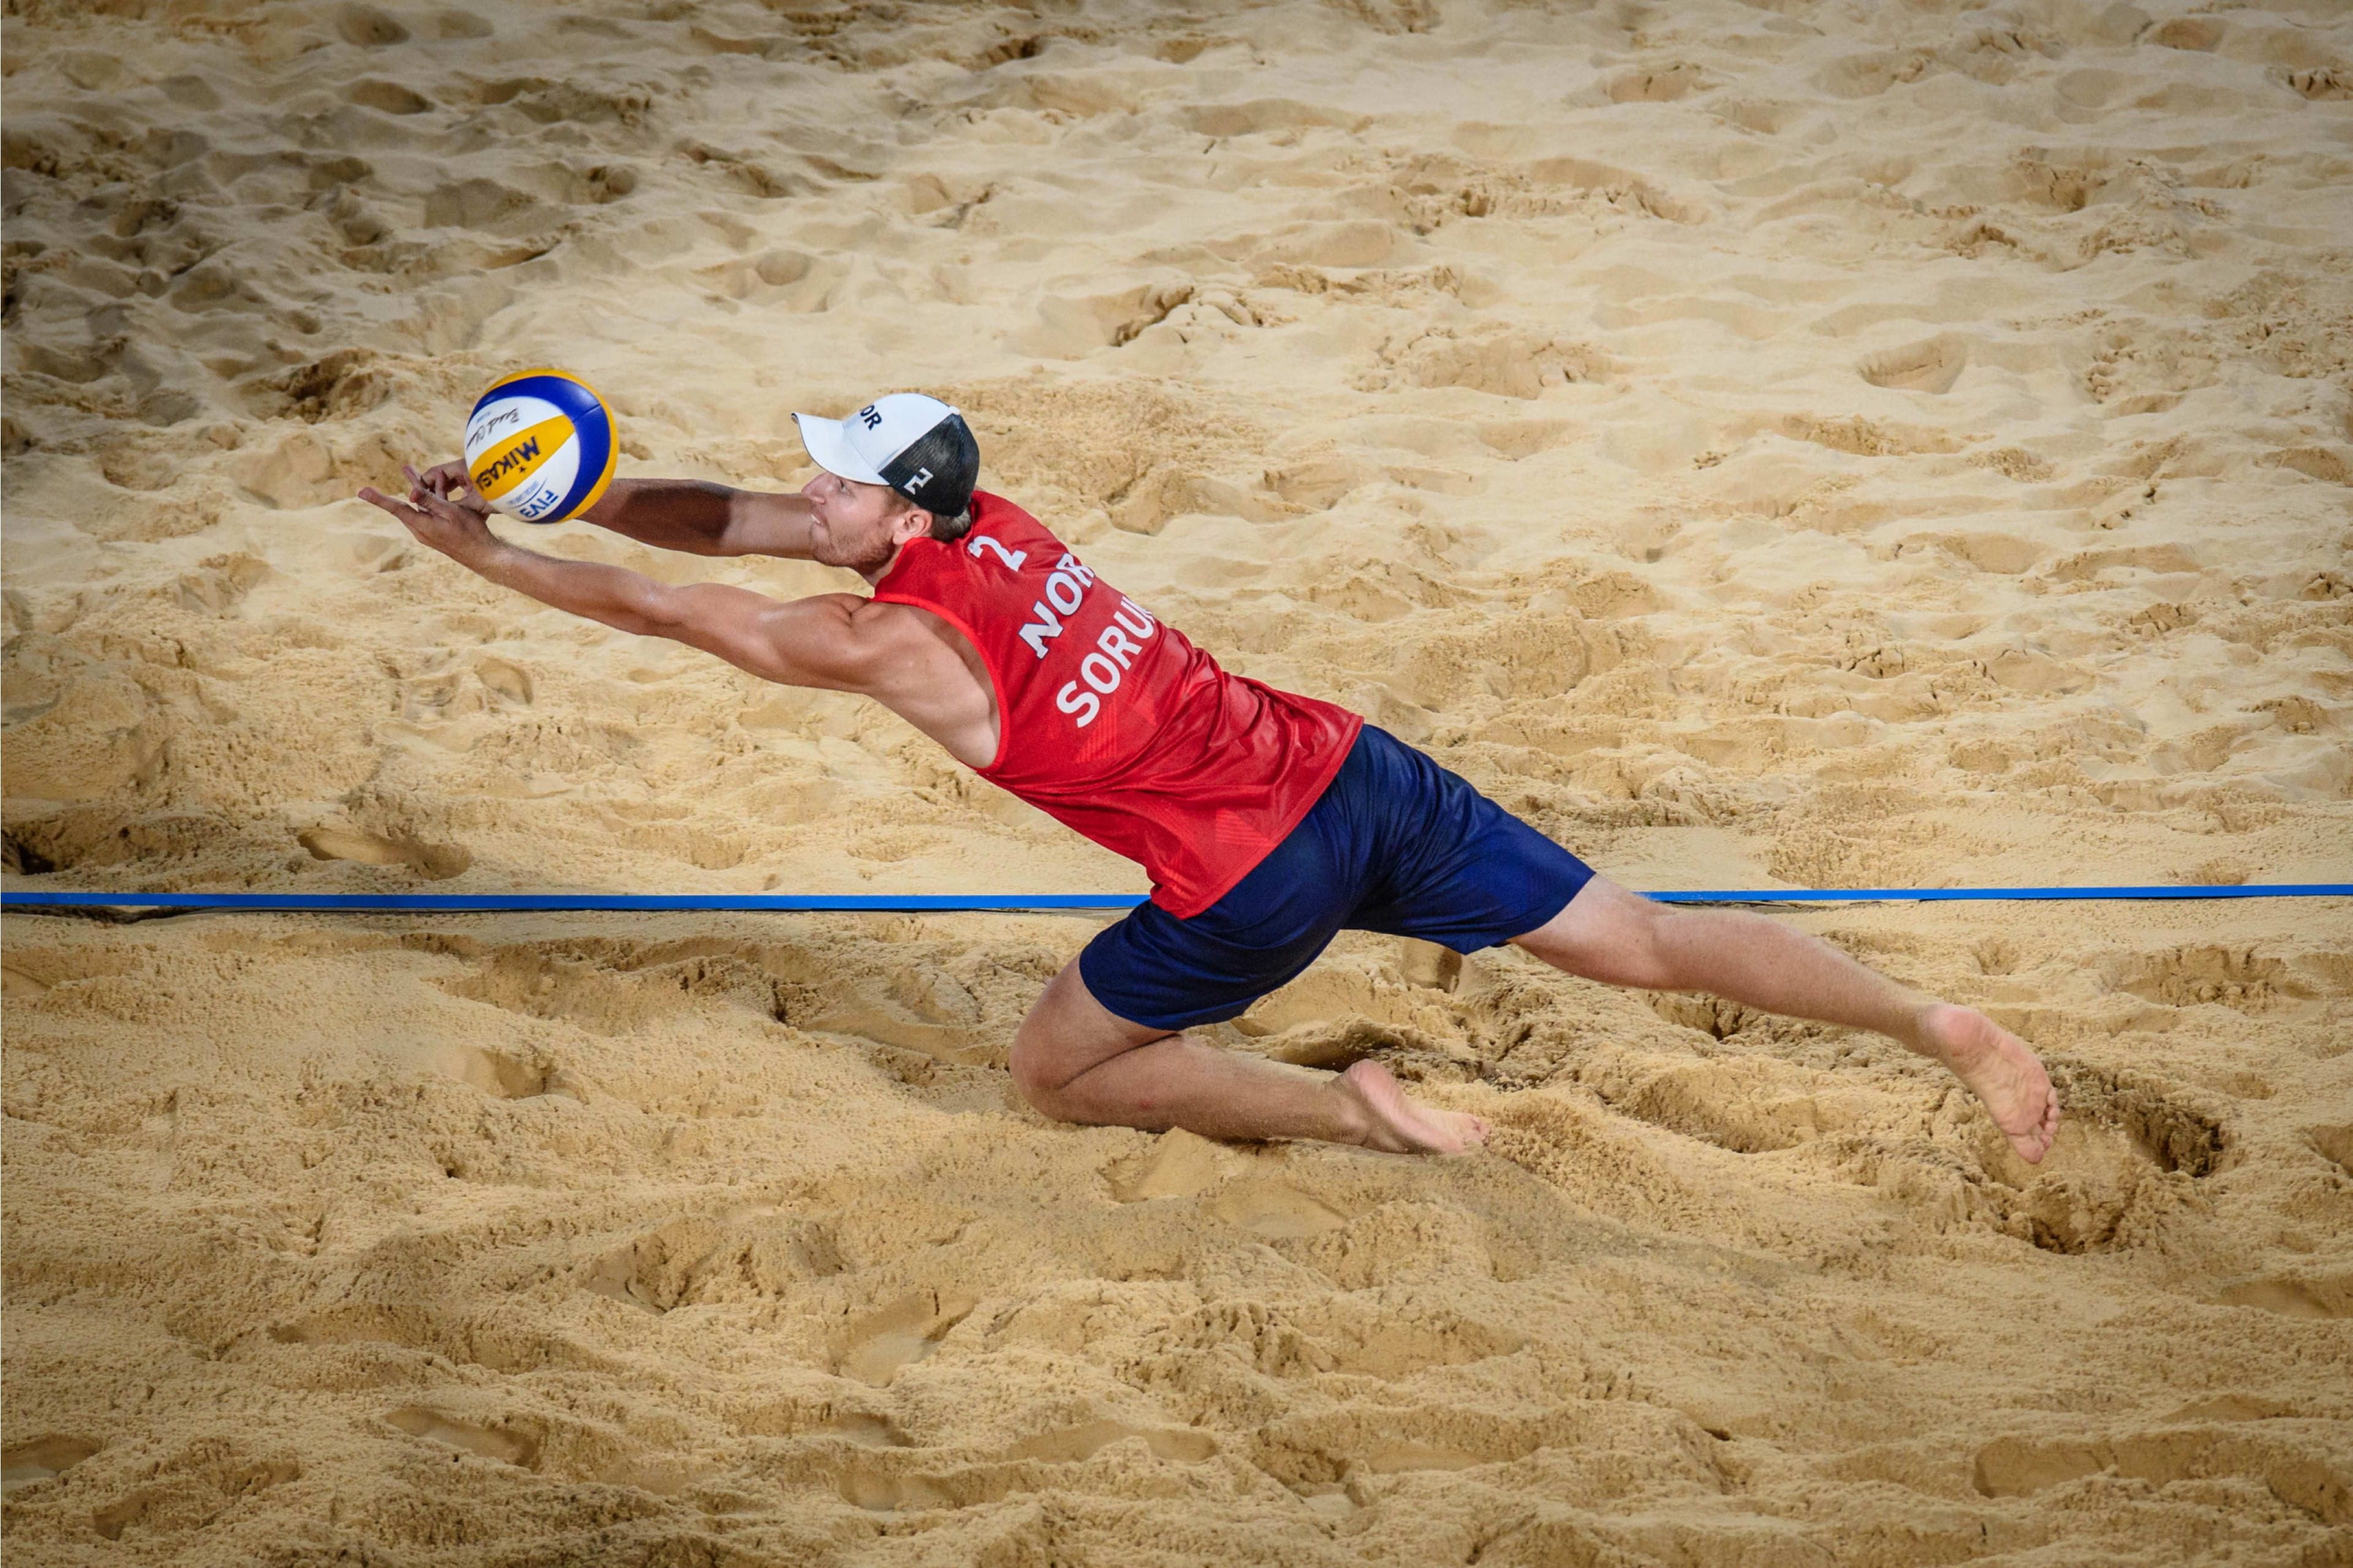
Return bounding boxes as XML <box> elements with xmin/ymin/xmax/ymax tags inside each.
<box><xmin>462</xmin><ymin>368</ymin><xmax>618</xmax><ymax>525</ymax></box>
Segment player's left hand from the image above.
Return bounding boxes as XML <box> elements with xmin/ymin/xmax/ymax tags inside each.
<box><xmin>408</xmin><ymin>459</ymin><xmax>488</xmax><ymax>514</ymax></box>
<box><xmin>358</xmin><ymin>464</ymin><xmax>501</xmax><ymax>562</ymax></box>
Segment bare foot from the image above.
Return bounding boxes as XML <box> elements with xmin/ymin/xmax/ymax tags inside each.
<box><xmin>1918</xmin><ymin>1003</ymin><xmax>2060</xmax><ymax>1164</ymax></box>
<box><xmin>1332</xmin><ymin>1060</ymin><xmax>1490</xmax><ymax>1155</ymax></box>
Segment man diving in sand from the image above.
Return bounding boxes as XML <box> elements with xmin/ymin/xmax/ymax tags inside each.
<box><xmin>358</xmin><ymin>392</ymin><xmax>2061</xmax><ymax>1164</ymax></box>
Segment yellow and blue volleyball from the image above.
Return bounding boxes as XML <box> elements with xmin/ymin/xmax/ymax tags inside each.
<box><xmin>463</xmin><ymin>368</ymin><xmax>618</xmax><ymax>525</ymax></box>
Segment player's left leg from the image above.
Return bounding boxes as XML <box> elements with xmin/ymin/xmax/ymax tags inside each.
<box><xmin>1007</xmin><ymin>958</ymin><xmax>1488</xmax><ymax>1154</ymax></box>
<box><xmin>1510</xmin><ymin>876</ymin><xmax>2059</xmax><ymax>1163</ymax></box>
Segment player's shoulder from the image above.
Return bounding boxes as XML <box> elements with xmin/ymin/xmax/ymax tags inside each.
<box><xmin>831</xmin><ymin>596</ymin><xmax>980</xmax><ymax>697</ymax></box>
<box><xmin>850</xmin><ymin>593</ymin><xmax>971</xmax><ymax>654</ymax></box>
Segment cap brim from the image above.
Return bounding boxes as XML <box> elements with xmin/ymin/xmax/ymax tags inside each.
<box><xmin>791</xmin><ymin>412</ymin><xmax>889</xmax><ymax>485</ymax></box>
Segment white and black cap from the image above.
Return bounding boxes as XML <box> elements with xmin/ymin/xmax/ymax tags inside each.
<box><xmin>792</xmin><ymin>393</ymin><xmax>979</xmax><ymax>522</ymax></box>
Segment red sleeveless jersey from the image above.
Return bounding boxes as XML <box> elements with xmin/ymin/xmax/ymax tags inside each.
<box><xmin>870</xmin><ymin>491</ymin><xmax>1362</xmax><ymax>917</ymax></box>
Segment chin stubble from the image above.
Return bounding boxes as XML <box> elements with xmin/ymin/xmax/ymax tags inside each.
<box><xmin>820</xmin><ymin>533</ymin><xmax>896</xmax><ymax>575</ymax></box>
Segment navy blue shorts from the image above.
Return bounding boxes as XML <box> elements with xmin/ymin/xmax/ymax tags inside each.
<box><xmin>1078</xmin><ymin>725</ymin><xmax>1594</xmax><ymax>1031</ymax></box>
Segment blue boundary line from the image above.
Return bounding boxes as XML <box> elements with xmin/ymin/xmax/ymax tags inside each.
<box><xmin>1</xmin><ymin>885</ymin><xmax>2346</xmax><ymax>913</ymax></box>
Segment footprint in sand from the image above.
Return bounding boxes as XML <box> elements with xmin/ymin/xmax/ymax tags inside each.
<box><xmin>2213</xmin><ymin>1274</ymin><xmax>2353</xmax><ymax>1320</ymax></box>
<box><xmin>1973</xmin><ymin>1430</ymin><xmax>2351</xmax><ymax>1523</ymax></box>
<box><xmin>2306</xmin><ymin>1124</ymin><xmax>2353</xmax><ymax>1177</ymax></box>
<box><xmin>472</xmin><ymin>656</ymin><xmax>532</xmax><ymax>705</ymax></box>
<box><xmin>385</xmin><ymin>1408</ymin><xmax>539</xmax><ymax>1468</ymax></box>
<box><xmin>423</xmin><ymin>1042</ymin><xmax>550</xmax><ymax>1100</ymax></box>
<box><xmin>345</xmin><ymin>79</ymin><xmax>431</xmax><ymax>115</ymax></box>
<box><xmin>1255</xmin><ymin>1404</ymin><xmax>1587</xmax><ymax>1488</ymax></box>
<box><xmin>582</xmin><ymin>1209</ymin><xmax>849</xmax><ymax>1314</ymax></box>
<box><xmin>1376</xmin><ymin>326</ymin><xmax>1611</xmax><ymax>400</ymax></box>
<box><xmin>1813</xmin><ymin>50</ymin><xmax>1939</xmax><ymax>100</ymax></box>
<box><xmin>1002</xmin><ymin>1419</ymin><xmax>1217</xmax><ymax>1464</ymax></box>
<box><xmin>2102</xmin><ymin>945</ymin><xmax>2313</xmax><ymax>1013</ymax></box>
<box><xmin>2</xmin><ymin>1438</ymin><xmax>99</xmax><ymax>1494</ymax></box>
<box><xmin>335</xmin><ymin>4</ymin><xmax>409</xmax><ymax>46</ymax></box>
<box><xmin>1208</xmin><ymin>1181</ymin><xmax>1350</xmax><ymax>1240</ymax></box>
<box><xmin>833</xmin><ymin>1291</ymin><xmax>976</xmax><ymax>1387</ymax></box>
<box><xmin>435</xmin><ymin>942</ymin><xmax>792</xmax><ymax>1039</ymax></box>
<box><xmin>1605</xmin><ymin>63</ymin><xmax>1707</xmax><ymax>104</ymax></box>
<box><xmin>1858</xmin><ymin>333</ymin><xmax>1969</xmax><ymax>394</ymax></box>
<box><xmin>1476</xmin><ymin>419</ymin><xmax>1578</xmax><ymax>460</ymax></box>
<box><xmin>297</xmin><ymin>824</ymin><xmax>471</xmax><ymax>879</ymax></box>
<box><xmin>2151</xmin><ymin>16</ymin><xmax>2227</xmax><ymax>51</ymax></box>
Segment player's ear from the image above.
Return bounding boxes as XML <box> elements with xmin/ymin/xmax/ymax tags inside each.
<box><xmin>892</xmin><ymin>506</ymin><xmax>934</xmax><ymax>546</ymax></box>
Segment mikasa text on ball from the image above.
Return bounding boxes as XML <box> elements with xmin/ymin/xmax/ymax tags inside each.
<box><xmin>463</xmin><ymin>368</ymin><xmax>618</xmax><ymax>525</ymax></box>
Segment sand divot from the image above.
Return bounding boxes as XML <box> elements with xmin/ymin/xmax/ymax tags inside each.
<box><xmin>1940</xmin><ymin>1062</ymin><xmax>2226</xmax><ymax>1254</ymax></box>
<box><xmin>1610</xmin><ymin>1055</ymin><xmax>1881</xmax><ymax>1156</ymax></box>
<box><xmin>1104</xmin><ymin>1130</ymin><xmax>1354</xmax><ymax>1237</ymax></box>
<box><xmin>1105</xmin><ymin>1127</ymin><xmax>1239</xmax><ymax>1202</ymax></box>
<box><xmin>1991</xmin><ymin>1129</ymin><xmax>2170</xmax><ymax>1254</ymax></box>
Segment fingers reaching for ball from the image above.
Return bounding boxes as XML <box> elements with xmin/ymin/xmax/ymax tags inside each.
<box><xmin>403</xmin><ymin>461</ymin><xmax>487</xmax><ymax>515</ymax></box>
<box><xmin>358</xmin><ymin>477</ymin><xmax>500</xmax><ymax>564</ymax></box>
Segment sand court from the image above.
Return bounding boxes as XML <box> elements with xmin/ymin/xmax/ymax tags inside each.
<box><xmin>5</xmin><ymin>0</ymin><xmax>2352</xmax><ymax>1561</ymax></box>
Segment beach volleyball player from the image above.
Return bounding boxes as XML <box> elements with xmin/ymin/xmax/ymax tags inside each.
<box><xmin>358</xmin><ymin>394</ymin><xmax>2060</xmax><ymax>1163</ymax></box>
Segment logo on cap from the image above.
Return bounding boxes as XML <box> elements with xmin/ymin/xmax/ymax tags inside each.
<box><xmin>794</xmin><ymin>392</ymin><xmax>982</xmax><ymax>525</ymax></box>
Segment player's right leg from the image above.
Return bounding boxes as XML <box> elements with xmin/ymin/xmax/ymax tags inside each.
<box><xmin>1510</xmin><ymin>876</ymin><xmax>2059</xmax><ymax>1163</ymax></box>
<box><xmin>1006</xmin><ymin>960</ymin><xmax>1486</xmax><ymax>1153</ymax></box>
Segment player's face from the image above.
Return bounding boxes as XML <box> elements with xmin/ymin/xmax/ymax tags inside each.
<box><xmin>803</xmin><ymin>472</ymin><xmax>917</xmax><ymax>574</ymax></box>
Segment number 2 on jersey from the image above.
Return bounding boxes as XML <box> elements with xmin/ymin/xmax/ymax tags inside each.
<box><xmin>968</xmin><ymin>535</ymin><xmax>1028</xmax><ymax>571</ymax></box>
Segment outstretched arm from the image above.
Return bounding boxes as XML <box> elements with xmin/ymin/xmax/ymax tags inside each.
<box><xmin>411</xmin><ymin>461</ymin><xmax>817</xmax><ymax>560</ymax></box>
<box><xmin>578</xmin><ymin>479</ymin><xmax>819</xmax><ymax>560</ymax></box>
<box><xmin>359</xmin><ymin>481</ymin><xmax>868</xmax><ymax>689</ymax></box>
